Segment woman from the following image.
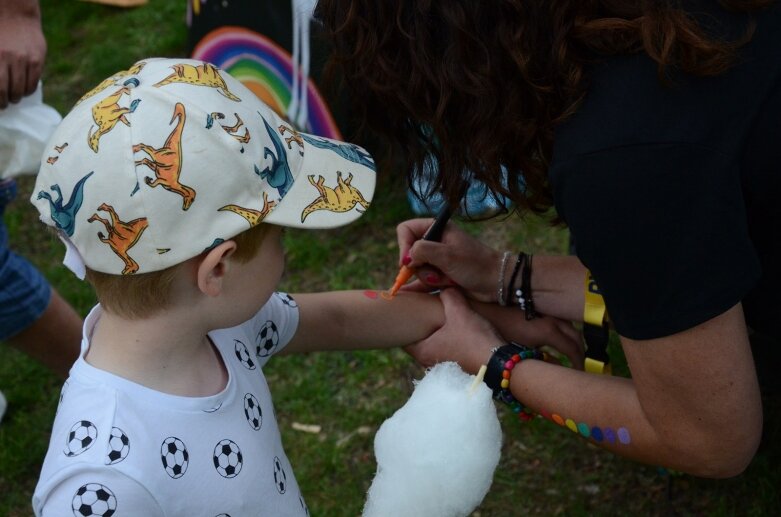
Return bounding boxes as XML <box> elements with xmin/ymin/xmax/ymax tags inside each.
<box><xmin>316</xmin><ymin>0</ymin><xmax>781</xmax><ymax>477</ymax></box>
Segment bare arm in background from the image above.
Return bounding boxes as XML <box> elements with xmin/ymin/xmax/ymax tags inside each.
<box><xmin>0</xmin><ymin>0</ymin><xmax>46</xmax><ymax>108</ymax></box>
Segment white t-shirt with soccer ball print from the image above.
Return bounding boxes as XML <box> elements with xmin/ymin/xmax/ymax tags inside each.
<box><xmin>33</xmin><ymin>292</ymin><xmax>310</xmax><ymax>517</ymax></box>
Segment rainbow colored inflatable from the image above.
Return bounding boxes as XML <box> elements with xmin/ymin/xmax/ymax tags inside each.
<box><xmin>192</xmin><ymin>26</ymin><xmax>342</xmax><ymax>139</ymax></box>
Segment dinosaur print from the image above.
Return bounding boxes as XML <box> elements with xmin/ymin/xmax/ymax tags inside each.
<box><xmin>219</xmin><ymin>192</ymin><xmax>277</xmax><ymax>227</ymax></box>
<box><xmin>221</xmin><ymin>113</ymin><xmax>250</xmax><ymax>143</ymax></box>
<box><xmin>301</xmin><ymin>172</ymin><xmax>371</xmax><ymax>223</ymax></box>
<box><xmin>204</xmin><ymin>238</ymin><xmax>225</xmax><ymax>252</ymax></box>
<box><xmin>278</xmin><ymin>124</ymin><xmax>303</xmax><ymax>152</ymax></box>
<box><xmin>133</xmin><ymin>102</ymin><xmax>196</xmax><ymax>210</ymax></box>
<box><xmin>257</xmin><ymin>117</ymin><xmax>294</xmax><ymax>197</ymax></box>
<box><xmin>88</xmin><ymin>86</ymin><xmax>141</xmax><ymax>153</ymax></box>
<box><xmin>36</xmin><ymin>171</ymin><xmax>95</xmax><ymax>237</ymax></box>
<box><xmin>153</xmin><ymin>63</ymin><xmax>241</xmax><ymax>101</ymax></box>
<box><xmin>207</xmin><ymin>112</ymin><xmax>250</xmax><ymax>143</ymax></box>
<box><xmin>47</xmin><ymin>142</ymin><xmax>69</xmax><ymax>164</ymax></box>
<box><xmin>299</xmin><ymin>133</ymin><xmax>376</xmax><ymax>171</ymax></box>
<box><xmin>76</xmin><ymin>61</ymin><xmax>146</xmax><ymax>105</ymax></box>
<box><xmin>88</xmin><ymin>203</ymin><xmax>149</xmax><ymax>275</ymax></box>
<box><xmin>205</xmin><ymin>112</ymin><xmax>224</xmax><ymax>129</ymax></box>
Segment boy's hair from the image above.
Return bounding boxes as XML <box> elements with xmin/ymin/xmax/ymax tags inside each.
<box><xmin>86</xmin><ymin>224</ymin><xmax>271</xmax><ymax>319</ymax></box>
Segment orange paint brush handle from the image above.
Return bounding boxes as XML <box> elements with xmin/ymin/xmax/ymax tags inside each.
<box><xmin>389</xmin><ymin>265</ymin><xmax>415</xmax><ymax>296</ymax></box>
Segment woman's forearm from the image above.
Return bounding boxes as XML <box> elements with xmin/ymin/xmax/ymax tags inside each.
<box><xmin>526</xmin><ymin>255</ymin><xmax>589</xmax><ymax>322</ymax></box>
<box><xmin>507</xmin><ymin>306</ymin><xmax>762</xmax><ymax>478</ymax></box>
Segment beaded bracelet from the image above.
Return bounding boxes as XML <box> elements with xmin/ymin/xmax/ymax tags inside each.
<box><xmin>484</xmin><ymin>342</ymin><xmax>544</xmax><ymax>422</ymax></box>
<box><xmin>509</xmin><ymin>252</ymin><xmax>528</xmax><ymax>310</ymax></box>
<box><xmin>505</xmin><ymin>252</ymin><xmax>526</xmax><ymax>307</ymax></box>
<box><xmin>521</xmin><ymin>254</ymin><xmax>537</xmax><ymax>320</ymax></box>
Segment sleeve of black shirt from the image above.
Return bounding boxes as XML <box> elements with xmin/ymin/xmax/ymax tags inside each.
<box><xmin>553</xmin><ymin>142</ymin><xmax>761</xmax><ymax>340</ymax></box>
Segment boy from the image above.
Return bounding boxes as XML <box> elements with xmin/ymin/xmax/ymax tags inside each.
<box><xmin>30</xmin><ymin>58</ymin><xmax>556</xmax><ymax>516</ymax></box>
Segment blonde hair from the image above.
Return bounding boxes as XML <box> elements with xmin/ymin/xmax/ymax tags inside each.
<box><xmin>86</xmin><ymin>224</ymin><xmax>272</xmax><ymax>319</ymax></box>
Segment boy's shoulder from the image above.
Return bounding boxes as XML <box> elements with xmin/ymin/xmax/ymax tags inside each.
<box><xmin>210</xmin><ymin>291</ymin><xmax>301</xmax><ymax>367</ymax></box>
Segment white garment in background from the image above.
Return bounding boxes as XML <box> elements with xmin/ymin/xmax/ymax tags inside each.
<box><xmin>0</xmin><ymin>83</ymin><xmax>61</xmax><ymax>179</ymax></box>
<box><xmin>288</xmin><ymin>0</ymin><xmax>318</xmax><ymax>129</ymax></box>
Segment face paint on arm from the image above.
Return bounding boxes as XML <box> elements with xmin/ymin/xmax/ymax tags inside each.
<box><xmin>541</xmin><ymin>411</ymin><xmax>632</xmax><ymax>445</ymax></box>
<box><xmin>361</xmin><ymin>289</ymin><xmax>399</xmax><ymax>301</ymax></box>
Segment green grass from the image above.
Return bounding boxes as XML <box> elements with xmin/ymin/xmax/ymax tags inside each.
<box><xmin>1</xmin><ymin>1</ymin><xmax>779</xmax><ymax>515</ymax></box>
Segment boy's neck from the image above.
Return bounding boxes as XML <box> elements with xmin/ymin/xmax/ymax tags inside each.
<box><xmin>85</xmin><ymin>307</ymin><xmax>228</xmax><ymax>397</ymax></box>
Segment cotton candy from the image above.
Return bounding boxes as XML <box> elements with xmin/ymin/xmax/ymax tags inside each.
<box><xmin>363</xmin><ymin>362</ymin><xmax>502</xmax><ymax>517</ymax></box>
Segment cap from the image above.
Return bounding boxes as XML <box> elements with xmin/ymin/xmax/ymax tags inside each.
<box><xmin>30</xmin><ymin>58</ymin><xmax>376</xmax><ymax>276</ymax></box>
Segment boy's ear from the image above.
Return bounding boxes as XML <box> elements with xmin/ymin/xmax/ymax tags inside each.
<box><xmin>197</xmin><ymin>240</ymin><xmax>237</xmax><ymax>297</ymax></box>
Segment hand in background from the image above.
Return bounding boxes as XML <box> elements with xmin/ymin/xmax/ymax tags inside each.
<box><xmin>0</xmin><ymin>0</ymin><xmax>46</xmax><ymax>108</ymax></box>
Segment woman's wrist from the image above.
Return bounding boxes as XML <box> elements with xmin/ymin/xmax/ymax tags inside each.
<box><xmin>470</xmin><ymin>248</ymin><xmax>510</xmax><ymax>303</ymax></box>
<box><xmin>527</xmin><ymin>255</ymin><xmax>588</xmax><ymax>322</ymax></box>
<box><xmin>483</xmin><ymin>342</ymin><xmax>544</xmax><ymax>421</ymax></box>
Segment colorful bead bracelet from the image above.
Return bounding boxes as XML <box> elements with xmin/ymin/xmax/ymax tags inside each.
<box><xmin>485</xmin><ymin>342</ymin><xmax>544</xmax><ymax>422</ymax></box>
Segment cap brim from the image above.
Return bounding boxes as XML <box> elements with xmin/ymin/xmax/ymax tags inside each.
<box><xmin>260</xmin><ymin>109</ymin><xmax>376</xmax><ymax>230</ymax></box>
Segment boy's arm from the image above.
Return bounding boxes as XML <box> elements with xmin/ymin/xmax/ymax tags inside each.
<box><xmin>284</xmin><ymin>291</ymin><xmax>445</xmax><ymax>354</ymax></box>
<box><xmin>284</xmin><ymin>290</ymin><xmax>582</xmax><ymax>363</ymax></box>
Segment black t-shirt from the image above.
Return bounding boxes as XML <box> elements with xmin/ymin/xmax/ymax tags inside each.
<box><xmin>549</xmin><ymin>3</ymin><xmax>781</xmax><ymax>341</ymax></box>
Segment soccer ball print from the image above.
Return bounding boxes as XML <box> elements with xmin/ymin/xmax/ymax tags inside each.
<box><xmin>273</xmin><ymin>456</ymin><xmax>287</xmax><ymax>494</ymax></box>
<box><xmin>71</xmin><ymin>483</ymin><xmax>117</xmax><ymax>517</ymax></box>
<box><xmin>161</xmin><ymin>436</ymin><xmax>189</xmax><ymax>478</ymax></box>
<box><xmin>234</xmin><ymin>339</ymin><xmax>256</xmax><ymax>370</ymax></box>
<box><xmin>105</xmin><ymin>426</ymin><xmax>130</xmax><ymax>465</ymax></box>
<box><xmin>244</xmin><ymin>393</ymin><xmax>262</xmax><ymax>430</ymax></box>
<box><xmin>213</xmin><ymin>439</ymin><xmax>243</xmax><ymax>478</ymax></box>
<box><xmin>64</xmin><ymin>420</ymin><xmax>98</xmax><ymax>457</ymax></box>
<box><xmin>256</xmin><ymin>320</ymin><xmax>279</xmax><ymax>357</ymax></box>
<box><xmin>276</xmin><ymin>292</ymin><xmax>297</xmax><ymax>307</ymax></box>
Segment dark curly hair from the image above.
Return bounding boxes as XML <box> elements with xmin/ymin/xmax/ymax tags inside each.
<box><xmin>316</xmin><ymin>0</ymin><xmax>775</xmax><ymax>217</ymax></box>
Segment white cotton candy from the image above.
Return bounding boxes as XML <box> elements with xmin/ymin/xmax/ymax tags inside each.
<box><xmin>363</xmin><ymin>362</ymin><xmax>502</xmax><ymax>517</ymax></box>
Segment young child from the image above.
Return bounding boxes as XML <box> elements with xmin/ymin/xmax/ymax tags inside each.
<box><xmin>29</xmin><ymin>58</ymin><xmax>557</xmax><ymax>516</ymax></box>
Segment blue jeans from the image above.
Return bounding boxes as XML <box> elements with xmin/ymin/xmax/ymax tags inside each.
<box><xmin>0</xmin><ymin>179</ymin><xmax>51</xmax><ymax>341</ymax></box>
<box><xmin>407</xmin><ymin>154</ymin><xmax>515</xmax><ymax>218</ymax></box>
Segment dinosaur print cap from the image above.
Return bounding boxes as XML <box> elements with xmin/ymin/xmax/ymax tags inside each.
<box><xmin>31</xmin><ymin>58</ymin><xmax>376</xmax><ymax>276</ymax></box>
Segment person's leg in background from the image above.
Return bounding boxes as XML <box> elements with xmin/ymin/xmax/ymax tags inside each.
<box><xmin>3</xmin><ymin>289</ymin><xmax>81</xmax><ymax>378</ymax></box>
<box><xmin>0</xmin><ymin>178</ymin><xmax>82</xmax><ymax>420</ymax></box>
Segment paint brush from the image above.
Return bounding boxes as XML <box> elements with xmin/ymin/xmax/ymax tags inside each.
<box><xmin>388</xmin><ymin>206</ymin><xmax>453</xmax><ymax>297</ymax></box>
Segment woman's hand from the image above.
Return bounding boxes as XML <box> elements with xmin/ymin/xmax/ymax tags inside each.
<box><xmin>404</xmin><ymin>288</ymin><xmax>507</xmax><ymax>374</ymax></box>
<box><xmin>479</xmin><ymin>305</ymin><xmax>585</xmax><ymax>369</ymax></box>
<box><xmin>397</xmin><ymin>218</ymin><xmax>503</xmax><ymax>302</ymax></box>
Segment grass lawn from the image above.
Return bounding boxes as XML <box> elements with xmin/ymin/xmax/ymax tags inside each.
<box><xmin>1</xmin><ymin>1</ymin><xmax>779</xmax><ymax>515</ymax></box>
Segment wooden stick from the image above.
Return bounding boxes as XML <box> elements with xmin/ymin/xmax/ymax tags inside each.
<box><xmin>468</xmin><ymin>365</ymin><xmax>488</xmax><ymax>396</ymax></box>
